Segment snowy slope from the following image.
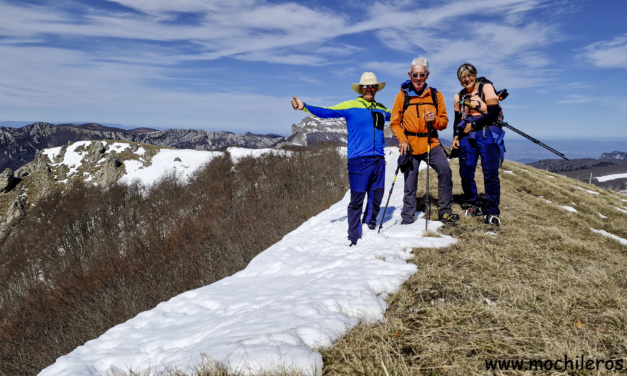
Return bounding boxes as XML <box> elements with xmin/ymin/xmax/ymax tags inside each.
<box><xmin>39</xmin><ymin>148</ymin><xmax>456</xmax><ymax>376</ymax></box>
<box><xmin>116</xmin><ymin>146</ymin><xmax>286</xmax><ymax>185</ymax></box>
<box><xmin>40</xmin><ymin>141</ymin><xmax>285</xmax><ymax>187</ymax></box>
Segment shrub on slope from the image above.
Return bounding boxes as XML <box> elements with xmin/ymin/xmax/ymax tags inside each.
<box><xmin>322</xmin><ymin>159</ymin><xmax>627</xmax><ymax>375</ymax></box>
<box><xmin>0</xmin><ymin>146</ymin><xmax>347</xmax><ymax>376</ymax></box>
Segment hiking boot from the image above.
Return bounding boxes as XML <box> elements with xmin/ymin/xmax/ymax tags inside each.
<box><xmin>348</xmin><ymin>237</ymin><xmax>358</xmax><ymax>247</ymax></box>
<box><xmin>368</xmin><ymin>223</ymin><xmax>376</xmax><ymax>230</ymax></box>
<box><xmin>439</xmin><ymin>212</ymin><xmax>460</xmax><ymax>223</ymax></box>
<box><xmin>484</xmin><ymin>214</ymin><xmax>501</xmax><ymax>226</ymax></box>
<box><xmin>462</xmin><ymin>204</ymin><xmax>484</xmax><ymax>217</ymax></box>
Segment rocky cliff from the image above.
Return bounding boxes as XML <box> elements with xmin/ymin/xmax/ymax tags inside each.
<box><xmin>285</xmin><ymin>116</ymin><xmax>398</xmax><ymax>147</ymax></box>
<box><xmin>0</xmin><ymin>122</ymin><xmax>286</xmax><ymax>171</ymax></box>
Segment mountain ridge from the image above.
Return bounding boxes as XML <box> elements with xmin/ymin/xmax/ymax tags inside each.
<box><xmin>0</xmin><ymin>122</ymin><xmax>287</xmax><ymax>171</ymax></box>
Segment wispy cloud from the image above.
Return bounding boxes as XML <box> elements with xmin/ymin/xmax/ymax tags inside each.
<box><xmin>363</xmin><ymin>61</ymin><xmax>408</xmax><ymax>77</ymax></box>
<box><xmin>578</xmin><ymin>34</ymin><xmax>627</xmax><ymax>69</ymax></box>
<box><xmin>0</xmin><ymin>0</ymin><xmax>573</xmax><ymax>132</ymax></box>
<box><xmin>557</xmin><ymin>94</ymin><xmax>591</xmax><ymax>104</ymax></box>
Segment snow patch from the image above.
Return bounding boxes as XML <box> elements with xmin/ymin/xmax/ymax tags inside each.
<box><xmin>560</xmin><ymin>206</ymin><xmax>577</xmax><ymax>213</ymax></box>
<box><xmin>539</xmin><ymin>196</ymin><xmax>552</xmax><ymax>204</ymax></box>
<box><xmin>226</xmin><ymin>147</ymin><xmax>289</xmax><ymax>164</ymax></box>
<box><xmin>42</xmin><ymin>146</ymin><xmax>63</xmax><ymax>162</ymax></box>
<box><xmin>573</xmin><ymin>186</ymin><xmax>599</xmax><ymax>195</ymax></box>
<box><xmin>594</xmin><ymin>172</ymin><xmax>627</xmax><ymax>182</ymax></box>
<box><xmin>590</xmin><ymin>228</ymin><xmax>627</xmax><ymax>245</ymax></box>
<box><xmin>613</xmin><ymin>206</ymin><xmax>627</xmax><ymax>214</ymax></box>
<box><xmin>503</xmin><ymin>170</ymin><xmax>514</xmax><ymax>174</ymax></box>
<box><xmin>118</xmin><ymin>149</ymin><xmax>220</xmax><ymax>186</ymax></box>
<box><xmin>40</xmin><ymin>148</ymin><xmax>457</xmax><ymax>376</ymax></box>
<box><xmin>599</xmin><ymin>213</ymin><xmax>608</xmax><ymax>219</ymax></box>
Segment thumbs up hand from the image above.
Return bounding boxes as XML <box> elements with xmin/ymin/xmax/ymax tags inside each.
<box><xmin>291</xmin><ymin>95</ymin><xmax>304</xmax><ymax>111</ymax></box>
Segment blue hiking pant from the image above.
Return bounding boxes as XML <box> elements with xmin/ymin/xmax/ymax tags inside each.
<box><xmin>459</xmin><ymin>128</ymin><xmax>501</xmax><ymax>216</ymax></box>
<box><xmin>347</xmin><ymin>157</ymin><xmax>385</xmax><ymax>242</ymax></box>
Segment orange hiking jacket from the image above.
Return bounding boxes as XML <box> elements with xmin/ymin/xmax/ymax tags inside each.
<box><xmin>390</xmin><ymin>86</ymin><xmax>448</xmax><ymax>155</ymax></box>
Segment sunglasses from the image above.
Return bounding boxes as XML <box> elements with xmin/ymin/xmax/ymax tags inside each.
<box><xmin>361</xmin><ymin>84</ymin><xmax>378</xmax><ymax>89</ymax></box>
<box><xmin>411</xmin><ymin>73</ymin><xmax>427</xmax><ymax>78</ymax></box>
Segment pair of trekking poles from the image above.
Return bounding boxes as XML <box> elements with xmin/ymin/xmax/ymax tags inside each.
<box><xmin>377</xmin><ymin>101</ymin><xmax>568</xmax><ymax>233</ymax></box>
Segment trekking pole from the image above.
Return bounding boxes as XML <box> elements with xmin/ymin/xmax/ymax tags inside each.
<box><xmin>457</xmin><ymin>99</ymin><xmax>569</xmax><ymax>160</ymax></box>
<box><xmin>425</xmin><ymin>121</ymin><xmax>432</xmax><ymax>232</ymax></box>
<box><xmin>378</xmin><ymin>96</ymin><xmax>410</xmax><ymax>233</ymax></box>
<box><xmin>378</xmin><ymin>163</ymin><xmax>400</xmax><ymax>233</ymax></box>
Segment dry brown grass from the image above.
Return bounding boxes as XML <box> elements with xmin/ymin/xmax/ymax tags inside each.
<box><xmin>110</xmin><ymin>355</ymin><xmax>308</xmax><ymax>376</ymax></box>
<box><xmin>320</xmin><ymin>159</ymin><xmax>627</xmax><ymax>375</ymax></box>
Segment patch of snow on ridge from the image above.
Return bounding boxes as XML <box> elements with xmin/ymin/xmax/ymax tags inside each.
<box><xmin>503</xmin><ymin>170</ymin><xmax>514</xmax><ymax>174</ymax></box>
<box><xmin>590</xmin><ymin>228</ymin><xmax>627</xmax><ymax>245</ymax></box>
<box><xmin>227</xmin><ymin>147</ymin><xmax>289</xmax><ymax>164</ymax></box>
<box><xmin>599</xmin><ymin>213</ymin><xmax>608</xmax><ymax>219</ymax></box>
<box><xmin>42</xmin><ymin>146</ymin><xmax>63</xmax><ymax>161</ymax></box>
<box><xmin>560</xmin><ymin>206</ymin><xmax>578</xmax><ymax>213</ymax></box>
<box><xmin>613</xmin><ymin>206</ymin><xmax>627</xmax><ymax>214</ymax></box>
<box><xmin>39</xmin><ymin>148</ymin><xmax>457</xmax><ymax>376</ymax></box>
<box><xmin>119</xmin><ymin>149</ymin><xmax>221</xmax><ymax>186</ymax></box>
<box><xmin>595</xmin><ymin>173</ymin><xmax>627</xmax><ymax>182</ymax></box>
<box><xmin>539</xmin><ymin>196</ymin><xmax>552</xmax><ymax>204</ymax></box>
<box><xmin>62</xmin><ymin>141</ymin><xmax>93</xmax><ymax>175</ymax></box>
<box><xmin>573</xmin><ymin>186</ymin><xmax>600</xmax><ymax>195</ymax></box>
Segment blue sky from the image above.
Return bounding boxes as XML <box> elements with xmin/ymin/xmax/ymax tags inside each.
<box><xmin>0</xmin><ymin>0</ymin><xmax>626</xmax><ymax>138</ymax></box>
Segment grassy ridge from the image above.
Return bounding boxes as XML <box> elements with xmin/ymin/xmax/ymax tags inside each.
<box><xmin>321</xmin><ymin>159</ymin><xmax>627</xmax><ymax>374</ymax></box>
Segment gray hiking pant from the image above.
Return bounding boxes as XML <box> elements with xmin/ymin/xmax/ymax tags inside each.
<box><xmin>401</xmin><ymin>145</ymin><xmax>453</xmax><ymax>223</ymax></box>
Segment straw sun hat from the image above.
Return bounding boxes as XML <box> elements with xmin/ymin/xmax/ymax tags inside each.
<box><xmin>351</xmin><ymin>72</ymin><xmax>386</xmax><ymax>94</ymax></box>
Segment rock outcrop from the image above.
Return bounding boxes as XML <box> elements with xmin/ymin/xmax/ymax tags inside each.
<box><xmin>0</xmin><ymin>168</ymin><xmax>14</xmax><ymax>192</ymax></box>
<box><xmin>284</xmin><ymin>116</ymin><xmax>398</xmax><ymax>147</ymax></box>
<box><xmin>600</xmin><ymin>151</ymin><xmax>627</xmax><ymax>161</ymax></box>
<box><xmin>0</xmin><ymin>195</ymin><xmax>26</xmax><ymax>238</ymax></box>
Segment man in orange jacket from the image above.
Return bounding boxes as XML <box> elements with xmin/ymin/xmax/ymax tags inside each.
<box><xmin>390</xmin><ymin>57</ymin><xmax>459</xmax><ymax>224</ymax></box>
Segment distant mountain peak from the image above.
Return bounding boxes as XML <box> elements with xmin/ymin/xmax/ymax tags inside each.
<box><xmin>600</xmin><ymin>151</ymin><xmax>627</xmax><ymax>161</ymax></box>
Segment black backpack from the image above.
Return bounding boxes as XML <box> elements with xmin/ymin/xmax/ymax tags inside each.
<box><xmin>459</xmin><ymin>77</ymin><xmax>508</xmax><ymax>122</ymax></box>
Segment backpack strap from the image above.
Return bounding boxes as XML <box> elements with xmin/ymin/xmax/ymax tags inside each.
<box><xmin>477</xmin><ymin>81</ymin><xmax>485</xmax><ymax>103</ymax></box>
<box><xmin>399</xmin><ymin>90</ymin><xmax>410</xmax><ymax>129</ymax></box>
<box><xmin>402</xmin><ymin>87</ymin><xmax>439</xmax><ymax>114</ymax></box>
<box><xmin>430</xmin><ymin>87</ymin><xmax>439</xmax><ymax>116</ymax></box>
<box><xmin>458</xmin><ymin>88</ymin><xmax>469</xmax><ymax>120</ymax></box>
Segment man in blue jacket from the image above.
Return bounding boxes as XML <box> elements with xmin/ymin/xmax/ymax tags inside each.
<box><xmin>291</xmin><ymin>72</ymin><xmax>391</xmax><ymax>246</ymax></box>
